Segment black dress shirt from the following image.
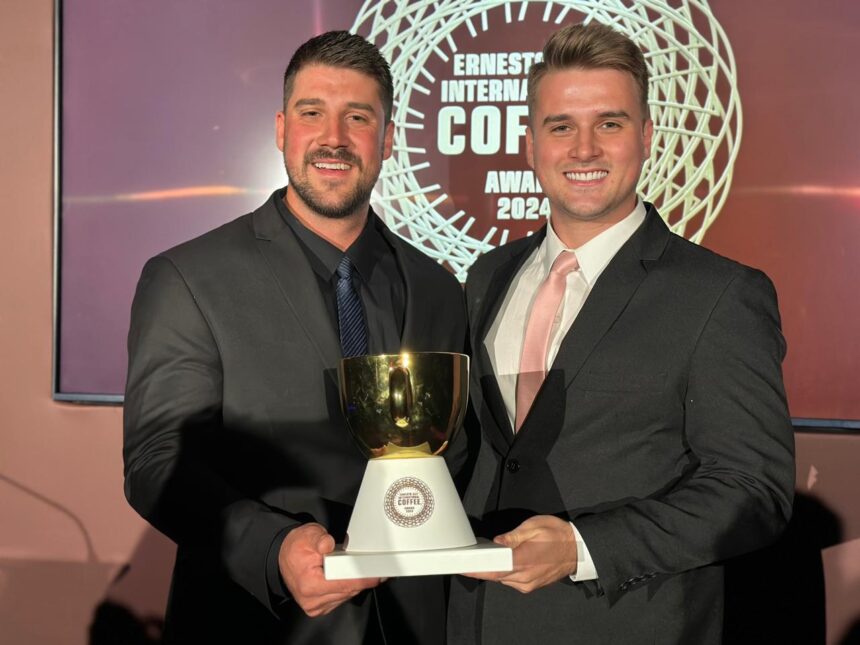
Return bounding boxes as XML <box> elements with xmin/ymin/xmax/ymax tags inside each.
<box><xmin>274</xmin><ymin>188</ymin><xmax>405</xmax><ymax>354</ymax></box>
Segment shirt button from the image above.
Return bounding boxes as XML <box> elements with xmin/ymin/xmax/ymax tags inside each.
<box><xmin>506</xmin><ymin>459</ymin><xmax>520</xmax><ymax>473</ymax></box>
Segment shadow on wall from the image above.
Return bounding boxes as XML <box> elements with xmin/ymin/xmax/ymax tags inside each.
<box><xmin>0</xmin><ymin>557</ymin><xmax>116</xmax><ymax>645</ymax></box>
<box><xmin>723</xmin><ymin>492</ymin><xmax>841</xmax><ymax>644</ymax></box>
<box><xmin>0</xmin><ymin>472</ymin><xmax>136</xmax><ymax>644</ymax></box>
<box><xmin>89</xmin><ymin>527</ymin><xmax>173</xmax><ymax>645</ymax></box>
<box><xmin>841</xmin><ymin>621</ymin><xmax>860</xmax><ymax>645</ymax></box>
<box><xmin>90</xmin><ymin>601</ymin><xmax>162</xmax><ymax>645</ymax></box>
<box><xmin>840</xmin><ymin>621</ymin><xmax>860</xmax><ymax>645</ymax></box>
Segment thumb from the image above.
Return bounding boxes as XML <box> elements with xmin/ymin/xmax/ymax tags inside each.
<box><xmin>494</xmin><ymin>520</ymin><xmax>542</xmax><ymax>548</ymax></box>
<box><xmin>493</xmin><ymin>530</ymin><xmax>520</xmax><ymax>548</ymax></box>
<box><xmin>315</xmin><ymin>531</ymin><xmax>336</xmax><ymax>555</ymax></box>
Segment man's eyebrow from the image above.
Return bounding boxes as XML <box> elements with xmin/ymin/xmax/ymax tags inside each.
<box><xmin>542</xmin><ymin>113</ymin><xmax>570</xmax><ymax>126</ymax></box>
<box><xmin>346</xmin><ymin>102</ymin><xmax>374</xmax><ymax>112</ymax></box>
<box><xmin>598</xmin><ymin>110</ymin><xmax>632</xmax><ymax>120</ymax></box>
<box><xmin>292</xmin><ymin>99</ymin><xmax>375</xmax><ymax>113</ymax></box>
<box><xmin>541</xmin><ymin>110</ymin><xmax>632</xmax><ymax>126</ymax></box>
<box><xmin>293</xmin><ymin>98</ymin><xmax>323</xmax><ymax>109</ymax></box>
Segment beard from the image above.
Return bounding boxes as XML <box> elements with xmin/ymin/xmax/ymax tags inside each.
<box><xmin>285</xmin><ymin>148</ymin><xmax>379</xmax><ymax>220</ymax></box>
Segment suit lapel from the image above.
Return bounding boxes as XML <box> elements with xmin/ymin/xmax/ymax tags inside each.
<box><xmin>473</xmin><ymin>231</ymin><xmax>546</xmax><ymax>449</ymax></box>
<box><xmin>550</xmin><ymin>205</ymin><xmax>671</xmax><ymax>390</ymax></box>
<box><xmin>252</xmin><ymin>196</ymin><xmax>341</xmax><ymax>370</ymax></box>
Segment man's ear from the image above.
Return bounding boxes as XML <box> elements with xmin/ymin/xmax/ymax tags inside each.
<box><xmin>642</xmin><ymin>118</ymin><xmax>654</xmax><ymax>160</ymax></box>
<box><xmin>276</xmin><ymin>111</ymin><xmax>286</xmax><ymax>152</ymax></box>
<box><xmin>382</xmin><ymin>119</ymin><xmax>395</xmax><ymax>160</ymax></box>
<box><xmin>525</xmin><ymin>126</ymin><xmax>535</xmax><ymax>170</ymax></box>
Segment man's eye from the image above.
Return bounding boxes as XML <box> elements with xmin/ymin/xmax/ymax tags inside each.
<box><xmin>551</xmin><ymin>125</ymin><xmax>570</xmax><ymax>133</ymax></box>
<box><xmin>601</xmin><ymin>121</ymin><xmax>621</xmax><ymax>129</ymax></box>
<box><xmin>348</xmin><ymin>114</ymin><xmax>368</xmax><ymax>123</ymax></box>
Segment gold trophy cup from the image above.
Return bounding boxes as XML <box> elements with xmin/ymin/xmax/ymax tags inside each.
<box><xmin>323</xmin><ymin>352</ymin><xmax>512</xmax><ymax>579</ymax></box>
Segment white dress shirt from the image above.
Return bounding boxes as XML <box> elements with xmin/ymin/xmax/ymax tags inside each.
<box><xmin>485</xmin><ymin>200</ymin><xmax>647</xmax><ymax>581</ymax></box>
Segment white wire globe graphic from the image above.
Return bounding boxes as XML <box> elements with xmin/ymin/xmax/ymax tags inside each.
<box><xmin>352</xmin><ymin>0</ymin><xmax>742</xmax><ymax>280</ymax></box>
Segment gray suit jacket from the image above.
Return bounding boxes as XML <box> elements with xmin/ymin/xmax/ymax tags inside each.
<box><xmin>449</xmin><ymin>205</ymin><xmax>794</xmax><ymax>645</ymax></box>
<box><xmin>123</xmin><ymin>191</ymin><xmax>467</xmax><ymax>644</ymax></box>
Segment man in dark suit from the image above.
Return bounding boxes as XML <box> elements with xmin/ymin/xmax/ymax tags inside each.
<box><xmin>448</xmin><ymin>22</ymin><xmax>795</xmax><ymax>644</ymax></box>
<box><xmin>123</xmin><ymin>31</ymin><xmax>466</xmax><ymax>644</ymax></box>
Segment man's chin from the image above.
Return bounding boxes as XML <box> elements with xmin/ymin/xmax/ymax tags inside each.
<box><xmin>309</xmin><ymin>194</ymin><xmax>372</xmax><ymax>220</ymax></box>
<box><xmin>557</xmin><ymin>197</ymin><xmax>631</xmax><ymax>223</ymax></box>
<box><xmin>314</xmin><ymin>206</ymin><xmax>358</xmax><ymax>220</ymax></box>
<box><xmin>287</xmin><ymin>186</ymin><xmax>369</xmax><ymax>220</ymax></box>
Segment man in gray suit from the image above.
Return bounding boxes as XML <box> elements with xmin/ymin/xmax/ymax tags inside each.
<box><xmin>448</xmin><ymin>22</ymin><xmax>794</xmax><ymax>644</ymax></box>
<box><xmin>123</xmin><ymin>31</ymin><xmax>465</xmax><ymax>644</ymax></box>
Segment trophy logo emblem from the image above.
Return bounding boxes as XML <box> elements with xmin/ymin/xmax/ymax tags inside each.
<box><xmin>384</xmin><ymin>477</ymin><xmax>435</xmax><ymax>528</ymax></box>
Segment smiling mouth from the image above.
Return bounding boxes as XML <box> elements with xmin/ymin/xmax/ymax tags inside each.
<box><xmin>565</xmin><ymin>170</ymin><xmax>608</xmax><ymax>182</ymax></box>
<box><xmin>313</xmin><ymin>162</ymin><xmax>352</xmax><ymax>171</ymax></box>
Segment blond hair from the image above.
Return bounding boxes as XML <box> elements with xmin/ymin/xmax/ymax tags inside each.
<box><xmin>527</xmin><ymin>22</ymin><xmax>650</xmax><ymax>121</ymax></box>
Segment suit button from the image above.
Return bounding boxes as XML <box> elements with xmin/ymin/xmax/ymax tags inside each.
<box><xmin>506</xmin><ymin>459</ymin><xmax>520</xmax><ymax>473</ymax></box>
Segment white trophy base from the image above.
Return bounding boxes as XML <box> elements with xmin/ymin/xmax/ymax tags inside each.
<box><xmin>324</xmin><ymin>455</ymin><xmax>512</xmax><ymax>579</ymax></box>
<box><xmin>324</xmin><ymin>539</ymin><xmax>512</xmax><ymax>580</ymax></box>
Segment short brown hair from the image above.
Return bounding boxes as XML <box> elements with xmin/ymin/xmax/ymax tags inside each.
<box><xmin>283</xmin><ymin>31</ymin><xmax>393</xmax><ymax>123</ymax></box>
<box><xmin>527</xmin><ymin>22</ymin><xmax>650</xmax><ymax>121</ymax></box>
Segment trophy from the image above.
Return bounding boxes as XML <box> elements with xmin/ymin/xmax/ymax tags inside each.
<box><xmin>324</xmin><ymin>352</ymin><xmax>512</xmax><ymax>579</ymax></box>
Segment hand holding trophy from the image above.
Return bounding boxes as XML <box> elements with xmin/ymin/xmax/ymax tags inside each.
<box><xmin>324</xmin><ymin>352</ymin><xmax>512</xmax><ymax>579</ymax></box>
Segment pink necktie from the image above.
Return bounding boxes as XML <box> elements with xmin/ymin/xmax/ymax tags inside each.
<box><xmin>515</xmin><ymin>251</ymin><xmax>580</xmax><ymax>431</ymax></box>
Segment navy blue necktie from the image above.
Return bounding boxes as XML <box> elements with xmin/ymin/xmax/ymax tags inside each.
<box><xmin>335</xmin><ymin>256</ymin><xmax>368</xmax><ymax>357</ymax></box>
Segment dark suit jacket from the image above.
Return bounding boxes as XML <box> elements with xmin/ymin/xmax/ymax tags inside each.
<box><xmin>448</xmin><ymin>205</ymin><xmax>795</xmax><ymax>645</ymax></box>
<box><xmin>123</xmin><ymin>192</ymin><xmax>467</xmax><ymax>644</ymax></box>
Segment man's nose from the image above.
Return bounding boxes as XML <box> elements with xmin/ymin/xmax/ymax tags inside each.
<box><xmin>570</xmin><ymin>130</ymin><xmax>599</xmax><ymax>160</ymax></box>
<box><xmin>318</xmin><ymin>115</ymin><xmax>349</xmax><ymax>148</ymax></box>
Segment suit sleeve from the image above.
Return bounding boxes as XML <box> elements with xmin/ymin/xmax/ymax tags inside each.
<box><xmin>123</xmin><ymin>256</ymin><xmax>300</xmax><ymax>614</ymax></box>
<box><xmin>573</xmin><ymin>268</ymin><xmax>795</xmax><ymax>601</ymax></box>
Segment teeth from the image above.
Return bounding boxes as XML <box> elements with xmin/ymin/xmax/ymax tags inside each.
<box><xmin>566</xmin><ymin>170</ymin><xmax>608</xmax><ymax>182</ymax></box>
<box><xmin>314</xmin><ymin>162</ymin><xmax>351</xmax><ymax>170</ymax></box>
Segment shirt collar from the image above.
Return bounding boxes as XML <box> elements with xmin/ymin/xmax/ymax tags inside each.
<box><xmin>274</xmin><ymin>188</ymin><xmax>385</xmax><ymax>282</ymax></box>
<box><xmin>347</xmin><ymin>214</ymin><xmax>389</xmax><ymax>283</ymax></box>
<box><xmin>544</xmin><ymin>199</ymin><xmax>647</xmax><ymax>285</ymax></box>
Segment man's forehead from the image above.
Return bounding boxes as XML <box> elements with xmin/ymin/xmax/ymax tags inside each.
<box><xmin>292</xmin><ymin>63</ymin><xmax>378</xmax><ymax>87</ymax></box>
<box><xmin>533</xmin><ymin>68</ymin><xmax>644</xmax><ymax>117</ymax></box>
<box><xmin>538</xmin><ymin>67</ymin><xmax>638</xmax><ymax>93</ymax></box>
<box><xmin>288</xmin><ymin>65</ymin><xmax>384</xmax><ymax>104</ymax></box>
